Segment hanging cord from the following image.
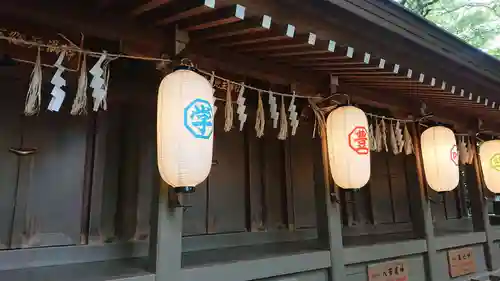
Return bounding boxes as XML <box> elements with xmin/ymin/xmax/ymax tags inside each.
<box><xmin>0</xmin><ymin>34</ymin><xmax>171</xmax><ymax>64</ymax></box>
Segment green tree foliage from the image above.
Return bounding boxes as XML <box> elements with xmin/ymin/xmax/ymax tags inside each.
<box><xmin>394</xmin><ymin>0</ymin><xmax>500</xmax><ymax>59</ymax></box>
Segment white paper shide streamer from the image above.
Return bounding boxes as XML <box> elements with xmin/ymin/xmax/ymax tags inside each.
<box><xmin>89</xmin><ymin>52</ymin><xmax>109</xmax><ymax>111</ymax></box>
<box><xmin>236</xmin><ymin>83</ymin><xmax>247</xmax><ymax>131</ymax></box>
<box><xmin>24</xmin><ymin>48</ymin><xmax>43</xmax><ymax>116</ymax></box>
<box><xmin>403</xmin><ymin>124</ymin><xmax>413</xmax><ymax>155</ymax></box>
<box><xmin>278</xmin><ymin>96</ymin><xmax>288</xmax><ymax>140</ymax></box>
<box><xmin>395</xmin><ymin>121</ymin><xmax>404</xmax><ymax>153</ymax></box>
<box><xmin>48</xmin><ymin>51</ymin><xmax>67</xmax><ymax>112</ymax></box>
<box><xmin>269</xmin><ymin>92</ymin><xmax>279</xmax><ymax>128</ymax></box>
<box><xmin>390</xmin><ymin>122</ymin><xmax>398</xmax><ymax>155</ymax></box>
<box><xmin>288</xmin><ymin>93</ymin><xmax>299</xmax><ymax>136</ymax></box>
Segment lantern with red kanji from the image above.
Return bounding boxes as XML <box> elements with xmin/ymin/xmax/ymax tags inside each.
<box><xmin>326</xmin><ymin>106</ymin><xmax>370</xmax><ymax>189</ymax></box>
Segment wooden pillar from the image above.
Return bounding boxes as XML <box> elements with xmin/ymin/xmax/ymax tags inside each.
<box><xmin>409</xmin><ymin>123</ymin><xmax>440</xmax><ymax>281</ymax></box>
<box><xmin>149</xmin><ymin>182</ymin><xmax>183</xmax><ymax>281</ymax></box>
<box><xmin>313</xmin><ymin>130</ymin><xmax>346</xmax><ymax>281</ymax></box>
<box><xmin>149</xmin><ymin>26</ymin><xmax>184</xmax><ymax>281</ymax></box>
<box><xmin>469</xmin><ymin>138</ymin><xmax>499</xmax><ymax>270</ymax></box>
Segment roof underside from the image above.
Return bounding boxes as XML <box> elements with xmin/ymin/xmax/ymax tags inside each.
<box><xmin>2</xmin><ymin>0</ymin><xmax>500</xmax><ymax>132</ymax></box>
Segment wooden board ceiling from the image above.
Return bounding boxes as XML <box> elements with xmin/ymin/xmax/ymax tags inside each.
<box><xmin>2</xmin><ymin>0</ymin><xmax>500</xmax><ymax>132</ymax></box>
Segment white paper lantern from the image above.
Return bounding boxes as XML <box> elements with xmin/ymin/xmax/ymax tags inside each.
<box><xmin>157</xmin><ymin>68</ymin><xmax>214</xmax><ymax>193</ymax></box>
<box><xmin>420</xmin><ymin>126</ymin><xmax>459</xmax><ymax>192</ymax></box>
<box><xmin>326</xmin><ymin>106</ymin><xmax>370</xmax><ymax>189</ymax></box>
<box><xmin>479</xmin><ymin>140</ymin><xmax>500</xmax><ymax>193</ymax></box>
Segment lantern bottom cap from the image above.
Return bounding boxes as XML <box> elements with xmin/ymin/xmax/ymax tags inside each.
<box><xmin>174</xmin><ymin>186</ymin><xmax>196</xmax><ymax>194</ymax></box>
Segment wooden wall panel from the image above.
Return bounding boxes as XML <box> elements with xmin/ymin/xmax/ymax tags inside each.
<box><xmin>429</xmin><ymin>190</ymin><xmax>446</xmax><ymax>222</ymax></box>
<box><xmin>289</xmin><ymin>122</ymin><xmax>317</xmax><ymax>229</ymax></box>
<box><xmin>444</xmin><ymin>191</ymin><xmax>459</xmax><ymax>219</ymax></box>
<box><xmin>369</xmin><ymin>152</ymin><xmax>393</xmax><ymax>224</ymax></box>
<box><xmin>207</xmin><ymin>107</ymin><xmax>246</xmax><ymax>233</ymax></box>
<box><xmin>115</xmin><ymin>106</ymin><xmax>140</xmax><ymax>241</ymax></box>
<box><xmin>0</xmin><ymin>90</ymin><xmax>22</xmax><ymax>249</ymax></box>
<box><xmin>88</xmin><ymin>109</ymin><xmax>121</xmax><ymax>243</ymax></box>
<box><xmin>352</xmin><ymin>187</ymin><xmax>371</xmax><ymax>226</ymax></box>
<box><xmin>134</xmin><ymin>108</ymin><xmax>157</xmax><ymax>241</ymax></box>
<box><xmin>388</xmin><ymin>155</ymin><xmax>411</xmax><ymax>223</ymax></box>
<box><xmin>247</xmin><ymin>112</ymin><xmax>264</xmax><ymax>232</ymax></box>
<box><xmin>262</xmin><ymin>123</ymin><xmax>286</xmax><ymax>230</ymax></box>
<box><xmin>14</xmin><ymin>110</ymin><xmax>89</xmax><ymax>248</ymax></box>
<box><xmin>183</xmin><ymin>181</ymin><xmax>208</xmax><ymax>236</ymax></box>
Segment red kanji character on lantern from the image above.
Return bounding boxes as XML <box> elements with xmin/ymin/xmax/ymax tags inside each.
<box><xmin>450</xmin><ymin>144</ymin><xmax>458</xmax><ymax>166</ymax></box>
<box><xmin>348</xmin><ymin>126</ymin><xmax>369</xmax><ymax>155</ymax></box>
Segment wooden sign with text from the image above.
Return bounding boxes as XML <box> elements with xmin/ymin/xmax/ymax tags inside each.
<box><xmin>448</xmin><ymin>247</ymin><xmax>476</xmax><ymax>277</ymax></box>
<box><xmin>368</xmin><ymin>259</ymin><xmax>409</xmax><ymax>281</ymax></box>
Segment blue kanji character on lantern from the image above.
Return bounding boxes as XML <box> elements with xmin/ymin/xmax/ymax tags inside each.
<box><xmin>184</xmin><ymin>98</ymin><xmax>214</xmax><ymax>139</ymax></box>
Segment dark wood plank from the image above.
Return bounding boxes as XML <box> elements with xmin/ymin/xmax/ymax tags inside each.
<box><xmin>246</xmin><ymin>112</ymin><xmax>264</xmax><ymax>232</ymax></box>
<box><xmin>0</xmin><ymin>87</ymin><xmax>23</xmax><ymax>249</ymax></box>
<box><xmin>13</xmin><ymin>109</ymin><xmax>89</xmax><ymax>248</ymax></box>
<box><xmin>429</xmin><ymin>189</ymin><xmax>446</xmax><ymax>222</ymax></box>
<box><xmin>289</xmin><ymin>122</ymin><xmax>316</xmax><ymax>229</ymax></box>
<box><xmin>134</xmin><ymin>107</ymin><xmax>157</xmax><ymax>241</ymax></box>
<box><xmin>115</xmin><ymin>105</ymin><xmax>140</xmax><ymax>241</ymax></box>
<box><xmin>262</xmin><ymin>121</ymin><xmax>286</xmax><ymax>230</ymax></box>
<box><xmin>352</xmin><ymin>185</ymin><xmax>370</xmax><ymax>225</ymax></box>
<box><xmin>444</xmin><ymin>190</ymin><xmax>459</xmax><ymax>219</ymax></box>
<box><xmin>207</xmin><ymin>101</ymin><xmax>246</xmax><ymax>234</ymax></box>
<box><xmin>388</xmin><ymin>154</ymin><xmax>411</xmax><ymax>223</ymax></box>
<box><xmin>88</xmin><ymin>109</ymin><xmax>122</xmax><ymax>244</ymax></box>
<box><xmin>369</xmin><ymin>152</ymin><xmax>393</xmax><ymax>224</ymax></box>
<box><xmin>182</xmin><ymin>180</ymin><xmax>208</xmax><ymax>236</ymax></box>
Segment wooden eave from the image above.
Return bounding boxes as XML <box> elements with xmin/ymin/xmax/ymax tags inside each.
<box><xmin>2</xmin><ymin>0</ymin><xmax>500</xmax><ymax>133</ymax></box>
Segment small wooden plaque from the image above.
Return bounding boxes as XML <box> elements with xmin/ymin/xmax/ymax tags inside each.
<box><xmin>368</xmin><ymin>259</ymin><xmax>409</xmax><ymax>281</ymax></box>
<box><xmin>448</xmin><ymin>247</ymin><xmax>476</xmax><ymax>277</ymax></box>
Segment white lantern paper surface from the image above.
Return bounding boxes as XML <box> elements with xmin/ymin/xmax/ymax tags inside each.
<box><xmin>326</xmin><ymin>106</ymin><xmax>370</xmax><ymax>189</ymax></box>
<box><xmin>420</xmin><ymin>126</ymin><xmax>459</xmax><ymax>192</ymax></box>
<box><xmin>157</xmin><ymin>69</ymin><xmax>214</xmax><ymax>192</ymax></box>
<box><xmin>479</xmin><ymin>140</ymin><xmax>500</xmax><ymax>193</ymax></box>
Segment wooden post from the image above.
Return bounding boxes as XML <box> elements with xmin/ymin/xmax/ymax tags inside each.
<box><xmin>469</xmin><ymin>137</ymin><xmax>499</xmax><ymax>270</ymax></box>
<box><xmin>313</xmin><ymin>127</ymin><xmax>346</xmax><ymax>281</ymax></box>
<box><xmin>409</xmin><ymin>123</ymin><xmax>440</xmax><ymax>281</ymax></box>
<box><xmin>149</xmin><ymin>25</ymin><xmax>184</xmax><ymax>281</ymax></box>
<box><xmin>149</xmin><ymin>183</ymin><xmax>183</xmax><ymax>281</ymax></box>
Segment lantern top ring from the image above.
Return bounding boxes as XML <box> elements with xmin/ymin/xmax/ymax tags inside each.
<box><xmin>174</xmin><ymin>58</ymin><xmax>199</xmax><ymax>73</ymax></box>
<box><xmin>329</xmin><ymin>93</ymin><xmax>351</xmax><ymax>106</ymax></box>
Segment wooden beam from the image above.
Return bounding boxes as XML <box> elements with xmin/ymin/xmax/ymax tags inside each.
<box><xmin>190</xmin><ymin>15</ymin><xmax>272</xmax><ymax>41</ymax></box>
<box><xmin>206</xmin><ymin>22</ymin><xmax>296</xmax><ymax>47</ymax></box>
<box><xmin>181</xmin><ymin>43</ymin><xmax>327</xmax><ymax>93</ymax></box>
<box><xmin>150</xmin><ymin>0</ymin><xmax>216</xmax><ymax>26</ymax></box>
<box><xmin>131</xmin><ymin>0</ymin><xmax>174</xmax><ymax>16</ymax></box>
<box><xmin>236</xmin><ymin>33</ymin><xmax>318</xmax><ymax>52</ymax></box>
<box><xmin>176</xmin><ymin>4</ymin><xmax>246</xmax><ymax>31</ymax></box>
<box><xmin>1</xmin><ymin>1</ymin><xmax>165</xmax><ymax>52</ymax></box>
